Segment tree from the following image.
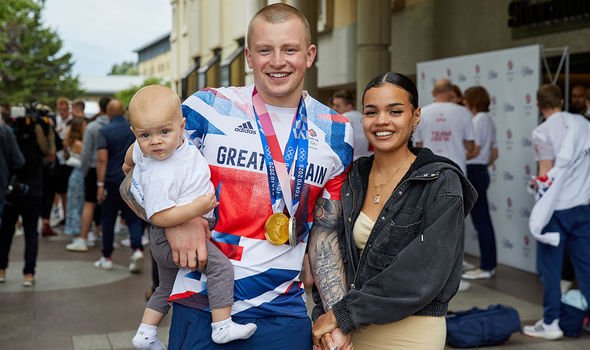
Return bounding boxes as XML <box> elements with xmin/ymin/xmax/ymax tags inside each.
<box><xmin>109</xmin><ymin>61</ymin><xmax>139</xmax><ymax>76</ymax></box>
<box><xmin>0</xmin><ymin>0</ymin><xmax>81</xmax><ymax>106</ymax></box>
<box><xmin>115</xmin><ymin>77</ymin><xmax>169</xmax><ymax>107</ymax></box>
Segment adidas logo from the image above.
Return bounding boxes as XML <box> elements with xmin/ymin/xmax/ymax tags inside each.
<box><xmin>234</xmin><ymin>121</ymin><xmax>257</xmax><ymax>135</ymax></box>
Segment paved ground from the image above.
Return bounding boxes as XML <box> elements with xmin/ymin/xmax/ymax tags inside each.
<box><xmin>1</xmin><ymin>225</ymin><xmax>589</xmax><ymax>349</ymax></box>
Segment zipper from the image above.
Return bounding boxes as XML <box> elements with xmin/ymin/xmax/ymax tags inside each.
<box><xmin>349</xmin><ymin>172</ymin><xmax>439</xmax><ymax>290</ymax></box>
<box><xmin>347</xmin><ymin>175</ymin><xmax>359</xmax><ymax>290</ymax></box>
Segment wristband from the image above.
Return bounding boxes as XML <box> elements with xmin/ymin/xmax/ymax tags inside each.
<box><xmin>97</xmin><ymin>182</ymin><xmax>104</xmax><ymax>187</ymax></box>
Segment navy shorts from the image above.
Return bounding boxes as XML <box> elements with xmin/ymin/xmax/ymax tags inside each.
<box><xmin>168</xmin><ymin>303</ymin><xmax>312</xmax><ymax>350</ymax></box>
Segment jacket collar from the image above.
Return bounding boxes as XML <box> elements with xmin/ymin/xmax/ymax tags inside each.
<box><xmin>351</xmin><ymin>147</ymin><xmax>477</xmax><ymax>215</ymax></box>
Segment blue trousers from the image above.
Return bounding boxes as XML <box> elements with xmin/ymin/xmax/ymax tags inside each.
<box><xmin>101</xmin><ymin>181</ymin><xmax>144</xmax><ymax>258</ymax></box>
<box><xmin>537</xmin><ymin>205</ymin><xmax>590</xmax><ymax>323</ymax></box>
<box><xmin>168</xmin><ymin>303</ymin><xmax>313</xmax><ymax>349</ymax></box>
<box><xmin>467</xmin><ymin>164</ymin><xmax>497</xmax><ymax>270</ymax></box>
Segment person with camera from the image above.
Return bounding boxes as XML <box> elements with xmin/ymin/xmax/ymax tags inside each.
<box><xmin>0</xmin><ymin>106</ymin><xmax>55</xmax><ymax>287</ymax></box>
<box><xmin>0</xmin><ymin>116</ymin><xmax>25</xmax><ymax>222</ymax></box>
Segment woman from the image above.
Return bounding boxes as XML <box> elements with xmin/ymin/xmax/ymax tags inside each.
<box><xmin>312</xmin><ymin>72</ymin><xmax>477</xmax><ymax>349</ymax></box>
<box><xmin>462</xmin><ymin>86</ymin><xmax>499</xmax><ymax>280</ymax></box>
<box><xmin>63</xmin><ymin>117</ymin><xmax>86</xmax><ymax>240</ymax></box>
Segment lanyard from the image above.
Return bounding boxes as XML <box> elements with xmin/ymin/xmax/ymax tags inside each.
<box><xmin>252</xmin><ymin>88</ymin><xmax>308</xmax><ymax>217</ymax></box>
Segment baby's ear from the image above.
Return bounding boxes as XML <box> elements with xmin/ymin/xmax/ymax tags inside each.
<box><xmin>181</xmin><ymin>117</ymin><xmax>186</xmax><ymax>129</ymax></box>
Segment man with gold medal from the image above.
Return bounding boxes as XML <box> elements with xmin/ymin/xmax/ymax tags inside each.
<box><xmin>120</xmin><ymin>3</ymin><xmax>353</xmax><ymax>350</ymax></box>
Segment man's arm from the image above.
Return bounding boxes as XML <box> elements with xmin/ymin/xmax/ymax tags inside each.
<box><xmin>308</xmin><ymin>197</ymin><xmax>347</xmax><ymax>311</ymax></box>
<box><xmin>464</xmin><ymin>140</ymin><xmax>478</xmax><ymax>160</ymax></box>
<box><xmin>538</xmin><ymin>159</ymin><xmax>553</xmax><ymax>178</ymax></box>
<box><xmin>96</xmin><ymin>149</ymin><xmax>107</xmax><ymax>202</ymax></box>
<box><xmin>488</xmin><ymin>147</ymin><xmax>499</xmax><ymax>166</ymax></box>
<box><xmin>122</xmin><ymin>144</ymin><xmax>134</xmax><ymax>175</ymax></box>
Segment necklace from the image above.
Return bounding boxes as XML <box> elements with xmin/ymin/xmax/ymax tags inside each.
<box><xmin>372</xmin><ymin>163</ymin><xmax>406</xmax><ymax>205</ymax></box>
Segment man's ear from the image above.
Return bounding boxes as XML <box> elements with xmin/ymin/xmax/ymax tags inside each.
<box><xmin>245</xmin><ymin>46</ymin><xmax>253</xmax><ymax>69</ymax></box>
<box><xmin>306</xmin><ymin>44</ymin><xmax>317</xmax><ymax>68</ymax></box>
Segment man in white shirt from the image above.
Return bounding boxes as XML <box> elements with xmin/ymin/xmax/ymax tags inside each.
<box><xmin>461</xmin><ymin>86</ymin><xmax>499</xmax><ymax>281</ymax></box>
<box><xmin>523</xmin><ymin>84</ymin><xmax>590</xmax><ymax>341</ymax></box>
<box><xmin>414</xmin><ymin>79</ymin><xmax>476</xmax><ymax>173</ymax></box>
<box><xmin>332</xmin><ymin>89</ymin><xmax>372</xmax><ymax>160</ymax></box>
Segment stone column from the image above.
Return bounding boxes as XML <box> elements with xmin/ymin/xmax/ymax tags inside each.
<box><xmin>289</xmin><ymin>0</ymin><xmax>318</xmax><ymax>97</ymax></box>
<box><xmin>356</xmin><ymin>0</ymin><xmax>391</xmax><ymax>109</ymax></box>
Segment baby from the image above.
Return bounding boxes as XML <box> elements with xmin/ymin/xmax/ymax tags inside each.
<box><xmin>124</xmin><ymin>85</ymin><xmax>256</xmax><ymax>349</ymax></box>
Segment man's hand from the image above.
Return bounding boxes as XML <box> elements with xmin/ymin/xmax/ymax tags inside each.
<box><xmin>97</xmin><ymin>186</ymin><xmax>105</xmax><ymax>203</ymax></box>
<box><xmin>313</xmin><ymin>327</ymin><xmax>352</xmax><ymax>350</ymax></box>
<box><xmin>312</xmin><ymin>309</ymin><xmax>339</xmax><ymax>348</ymax></box>
<box><xmin>165</xmin><ymin>216</ymin><xmax>210</xmax><ymax>270</ymax></box>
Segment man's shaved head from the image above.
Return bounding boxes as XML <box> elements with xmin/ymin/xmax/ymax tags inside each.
<box><xmin>247</xmin><ymin>3</ymin><xmax>311</xmax><ymax>49</ymax></box>
<box><xmin>106</xmin><ymin>99</ymin><xmax>125</xmax><ymax>118</ymax></box>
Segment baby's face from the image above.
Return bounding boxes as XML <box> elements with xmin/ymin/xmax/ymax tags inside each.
<box><xmin>132</xmin><ymin>108</ymin><xmax>185</xmax><ymax>161</ymax></box>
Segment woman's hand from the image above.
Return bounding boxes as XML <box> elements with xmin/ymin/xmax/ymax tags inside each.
<box><xmin>312</xmin><ymin>309</ymin><xmax>339</xmax><ymax>348</ymax></box>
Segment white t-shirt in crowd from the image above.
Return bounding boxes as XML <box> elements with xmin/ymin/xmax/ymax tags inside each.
<box><xmin>532</xmin><ymin>111</ymin><xmax>590</xmax><ymax>210</ymax></box>
<box><xmin>343</xmin><ymin>110</ymin><xmax>372</xmax><ymax>160</ymax></box>
<box><xmin>414</xmin><ymin>102</ymin><xmax>475</xmax><ymax>173</ymax></box>
<box><xmin>467</xmin><ymin>112</ymin><xmax>497</xmax><ymax>165</ymax></box>
<box><xmin>129</xmin><ymin>136</ymin><xmax>214</xmax><ymax>220</ymax></box>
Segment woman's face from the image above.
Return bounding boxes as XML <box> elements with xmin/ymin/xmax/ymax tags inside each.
<box><xmin>362</xmin><ymin>84</ymin><xmax>420</xmax><ymax>154</ymax></box>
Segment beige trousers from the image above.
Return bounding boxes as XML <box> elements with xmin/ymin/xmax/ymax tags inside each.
<box><xmin>351</xmin><ymin>315</ymin><xmax>446</xmax><ymax>350</ymax></box>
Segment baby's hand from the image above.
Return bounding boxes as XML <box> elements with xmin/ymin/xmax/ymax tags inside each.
<box><xmin>193</xmin><ymin>193</ymin><xmax>218</xmax><ymax>215</ymax></box>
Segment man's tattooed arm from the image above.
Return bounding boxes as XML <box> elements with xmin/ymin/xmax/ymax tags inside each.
<box><xmin>308</xmin><ymin>197</ymin><xmax>348</xmax><ymax>311</ymax></box>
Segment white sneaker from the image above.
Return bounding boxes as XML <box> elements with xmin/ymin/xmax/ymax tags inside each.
<box><xmin>121</xmin><ymin>236</ymin><xmax>150</xmax><ymax>248</ymax></box>
<box><xmin>129</xmin><ymin>250</ymin><xmax>144</xmax><ymax>273</ymax></box>
<box><xmin>458</xmin><ymin>280</ymin><xmax>471</xmax><ymax>292</ymax></box>
<box><xmin>66</xmin><ymin>238</ymin><xmax>89</xmax><ymax>252</ymax></box>
<box><xmin>87</xmin><ymin>231</ymin><xmax>97</xmax><ymax>247</ymax></box>
<box><xmin>462</xmin><ymin>268</ymin><xmax>495</xmax><ymax>280</ymax></box>
<box><xmin>462</xmin><ymin>260</ymin><xmax>475</xmax><ymax>271</ymax></box>
<box><xmin>120</xmin><ymin>238</ymin><xmax>131</xmax><ymax>247</ymax></box>
<box><xmin>94</xmin><ymin>257</ymin><xmax>113</xmax><ymax>270</ymax></box>
<box><xmin>523</xmin><ymin>319</ymin><xmax>563</xmax><ymax>340</ymax></box>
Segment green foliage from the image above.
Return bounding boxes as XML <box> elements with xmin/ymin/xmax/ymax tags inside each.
<box><xmin>114</xmin><ymin>77</ymin><xmax>169</xmax><ymax>107</ymax></box>
<box><xmin>0</xmin><ymin>0</ymin><xmax>81</xmax><ymax>106</ymax></box>
<box><xmin>109</xmin><ymin>61</ymin><xmax>139</xmax><ymax>76</ymax></box>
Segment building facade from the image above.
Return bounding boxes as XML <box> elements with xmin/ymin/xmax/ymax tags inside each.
<box><xmin>135</xmin><ymin>32</ymin><xmax>172</xmax><ymax>81</ymax></box>
<box><xmin>169</xmin><ymin>0</ymin><xmax>590</xmax><ymax>104</ymax></box>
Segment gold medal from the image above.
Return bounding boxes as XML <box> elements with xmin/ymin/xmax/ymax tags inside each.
<box><xmin>265</xmin><ymin>213</ymin><xmax>290</xmax><ymax>245</ymax></box>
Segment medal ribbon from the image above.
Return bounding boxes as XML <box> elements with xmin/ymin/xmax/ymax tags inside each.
<box><xmin>252</xmin><ymin>87</ymin><xmax>308</xmax><ymax>218</ymax></box>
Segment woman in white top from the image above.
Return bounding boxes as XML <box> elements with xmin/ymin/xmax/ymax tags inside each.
<box><xmin>462</xmin><ymin>86</ymin><xmax>499</xmax><ymax>280</ymax></box>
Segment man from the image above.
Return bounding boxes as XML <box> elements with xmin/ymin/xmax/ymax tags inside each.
<box><xmin>523</xmin><ymin>84</ymin><xmax>590</xmax><ymax>340</ymax></box>
<box><xmin>569</xmin><ymin>85</ymin><xmax>587</xmax><ymax>115</ymax></box>
<box><xmin>66</xmin><ymin>97</ymin><xmax>111</xmax><ymax>252</ymax></box>
<box><xmin>332</xmin><ymin>89</ymin><xmax>372</xmax><ymax>160</ymax></box>
<box><xmin>71</xmin><ymin>100</ymin><xmax>86</xmax><ymax>119</ymax></box>
<box><xmin>94</xmin><ymin>100</ymin><xmax>144</xmax><ymax>273</ymax></box>
<box><xmin>414</xmin><ymin>79</ymin><xmax>476</xmax><ymax>174</ymax></box>
<box><xmin>121</xmin><ymin>4</ymin><xmax>353</xmax><ymax>349</ymax></box>
<box><xmin>0</xmin><ymin>117</ymin><xmax>25</xmax><ymax>220</ymax></box>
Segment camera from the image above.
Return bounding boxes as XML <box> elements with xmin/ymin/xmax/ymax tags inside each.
<box><xmin>6</xmin><ymin>175</ymin><xmax>29</xmax><ymax>198</ymax></box>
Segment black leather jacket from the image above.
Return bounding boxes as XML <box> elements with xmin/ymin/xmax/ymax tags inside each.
<box><xmin>316</xmin><ymin>148</ymin><xmax>477</xmax><ymax>334</ymax></box>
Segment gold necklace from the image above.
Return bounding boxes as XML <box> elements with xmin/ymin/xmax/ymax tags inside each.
<box><xmin>371</xmin><ymin>163</ymin><xmax>406</xmax><ymax>205</ymax></box>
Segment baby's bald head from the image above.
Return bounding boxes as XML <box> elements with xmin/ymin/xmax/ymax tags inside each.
<box><xmin>128</xmin><ymin>85</ymin><xmax>182</xmax><ymax>127</ymax></box>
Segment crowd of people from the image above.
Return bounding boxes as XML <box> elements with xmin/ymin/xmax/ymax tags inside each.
<box><xmin>1</xmin><ymin>2</ymin><xmax>590</xmax><ymax>349</ymax></box>
<box><xmin>0</xmin><ymin>96</ymin><xmax>148</xmax><ymax>289</ymax></box>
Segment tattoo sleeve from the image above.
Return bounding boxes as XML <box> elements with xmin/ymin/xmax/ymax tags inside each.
<box><xmin>308</xmin><ymin>197</ymin><xmax>348</xmax><ymax>311</ymax></box>
<box><xmin>119</xmin><ymin>168</ymin><xmax>148</xmax><ymax>222</ymax></box>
